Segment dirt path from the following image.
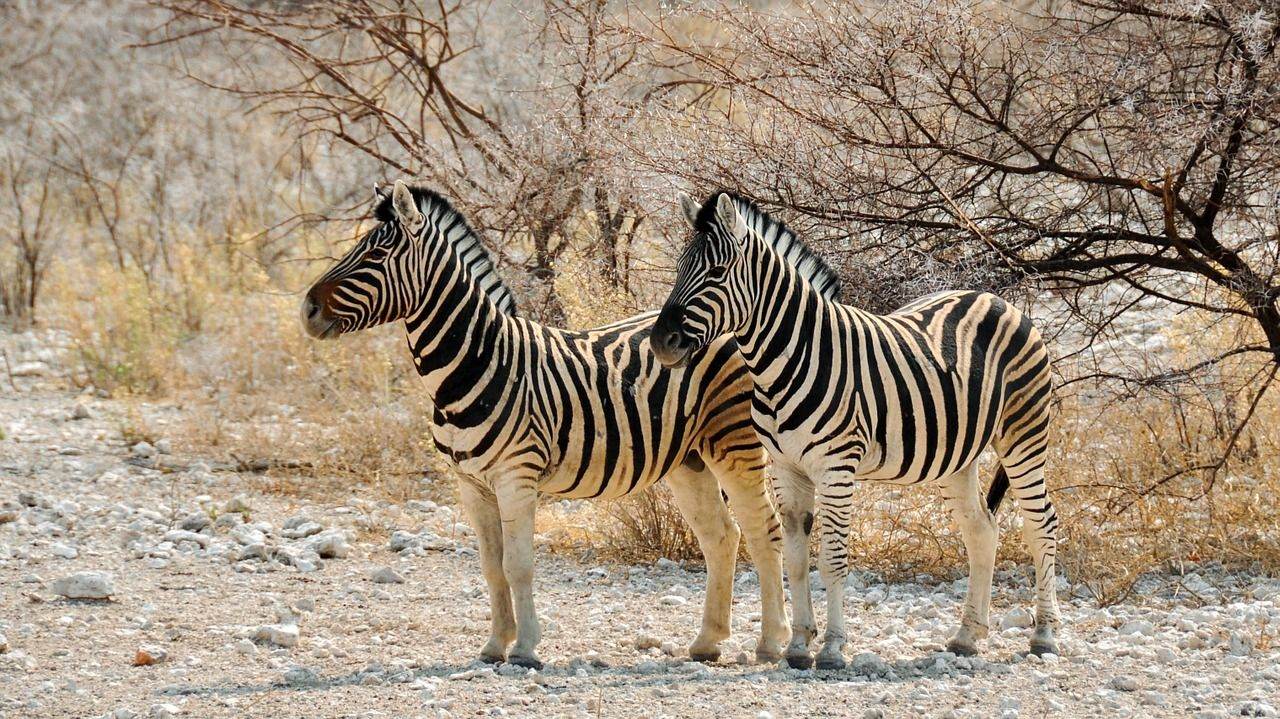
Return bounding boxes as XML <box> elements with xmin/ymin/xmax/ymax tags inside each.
<box><xmin>1</xmin><ymin>368</ymin><xmax>1278</xmax><ymax>718</ymax></box>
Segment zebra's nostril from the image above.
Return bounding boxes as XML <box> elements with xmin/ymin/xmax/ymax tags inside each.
<box><xmin>306</xmin><ymin>300</ymin><xmax>320</xmax><ymax>320</ymax></box>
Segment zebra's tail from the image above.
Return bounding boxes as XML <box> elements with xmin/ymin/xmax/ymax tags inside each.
<box><xmin>985</xmin><ymin>466</ymin><xmax>1010</xmax><ymax>514</ymax></box>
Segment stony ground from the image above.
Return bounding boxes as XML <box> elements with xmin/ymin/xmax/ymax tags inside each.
<box><xmin>2</xmin><ymin>337</ymin><xmax>1279</xmax><ymax>719</ymax></box>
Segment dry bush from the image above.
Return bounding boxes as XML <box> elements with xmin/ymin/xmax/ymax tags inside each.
<box><xmin>595</xmin><ymin>488</ymin><xmax>705</xmax><ymax>564</ymax></box>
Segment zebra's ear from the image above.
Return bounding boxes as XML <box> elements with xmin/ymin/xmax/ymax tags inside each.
<box><xmin>391</xmin><ymin>180</ymin><xmax>424</xmax><ymax>233</ymax></box>
<box><xmin>373</xmin><ymin>183</ymin><xmax>389</xmax><ymax>204</ymax></box>
<box><xmin>678</xmin><ymin>192</ymin><xmax>700</xmax><ymax>228</ymax></box>
<box><xmin>715</xmin><ymin>192</ymin><xmax>746</xmax><ymax>242</ymax></box>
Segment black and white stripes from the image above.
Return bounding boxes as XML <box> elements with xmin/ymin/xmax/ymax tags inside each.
<box><xmin>302</xmin><ymin>181</ymin><xmax>787</xmax><ymax>668</ymax></box>
<box><xmin>651</xmin><ymin>192</ymin><xmax>1062</xmax><ymax>668</ymax></box>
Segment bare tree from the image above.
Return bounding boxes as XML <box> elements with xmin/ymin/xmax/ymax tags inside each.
<box><xmin>149</xmin><ymin>0</ymin><xmax>654</xmax><ymax>321</ymax></box>
<box><xmin>631</xmin><ymin>0</ymin><xmax>1280</xmax><ymax>364</ymax></box>
<box><xmin>0</xmin><ymin>141</ymin><xmax>57</xmax><ymax>324</ymax></box>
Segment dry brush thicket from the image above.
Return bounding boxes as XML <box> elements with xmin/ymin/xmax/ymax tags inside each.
<box><xmin>2</xmin><ymin>0</ymin><xmax>1277</xmax><ymax>597</ymax></box>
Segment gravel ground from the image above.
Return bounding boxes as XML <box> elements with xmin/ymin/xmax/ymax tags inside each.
<box><xmin>2</xmin><ymin>341</ymin><xmax>1279</xmax><ymax>719</ymax></box>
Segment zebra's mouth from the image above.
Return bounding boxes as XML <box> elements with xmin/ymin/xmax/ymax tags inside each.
<box><xmin>311</xmin><ymin>318</ymin><xmax>340</xmax><ymax>340</ymax></box>
<box><xmin>653</xmin><ymin>343</ymin><xmax>691</xmax><ymax>369</ymax></box>
<box><xmin>301</xmin><ymin>296</ymin><xmax>342</xmax><ymax>340</ymax></box>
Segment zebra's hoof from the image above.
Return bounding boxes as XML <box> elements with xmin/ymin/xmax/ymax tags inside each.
<box><xmin>508</xmin><ymin>654</ymin><xmax>543</xmax><ymax>670</ymax></box>
<box><xmin>815</xmin><ymin>653</ymin><xmax>846</xmax><ymax>671</ymax></box>
<box><xmin>785</xmin><ymin>652</ymin><xmax>814</xmax><ymax>670</ymax></box>
<box><xmin>479</xmin><ymin>652</ymin><xmax>505</xmax><ymax>665</ymax></box>
<box><xmin>688</xmin><ymin>649</ymin><xmax>721</xmax><ymax>664</ymax></box>
<box><xmin>946</xmin><ymin>637</ymin><xmax>979</xmax><ymax>657</ymax></box>
<box><xmin>1029</xmin><ymin>638</ymin><xmax>1059</xmax><ymax>657</ymax></box>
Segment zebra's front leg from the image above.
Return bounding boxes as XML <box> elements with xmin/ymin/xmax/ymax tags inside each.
<box><xmin>494</xmin><ymin>480</ymin><xmax>542</xmax><ymax>669</ymax></box>
<box><xmin>938</xmin><ymin>463</ymin><xmax>997</xmax><ymax>656</ymax></box>
<box><xmin>705</xmin><ymin>451</ymin><xmax>788</xmax><ymax>663</ymax></box>
<box><xmin>665</xmin><ymin>465</ymin><xmax>739</xmax><ymax>662</ymax></box>
<box><xmin>459</xmin><ymin>482</ymin><xmax>515</xmax><ymax>663</ymax></box>
<box><xmin>775</xmin><ymin>468</ymin><xmax>817</xmax><ymax>669</ymax></box>
<box><xmin>815</xmin><ymin>478</ymin><xmax>855</xmax><ymax>670</ymax></box>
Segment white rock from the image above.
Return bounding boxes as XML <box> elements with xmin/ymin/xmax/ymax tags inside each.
<box><xmin>51</xmin><ymin>571</ymin><xmax>115</xmax><ymax>600</ymax></box>
<box><xmin>234</xmin><ymin>639</ymin><xmax>257</xmax><ymax>656</ymax></box>
<box><xmin>282</xmin><ymin>521</ymin><xmax>323</xmax><ymax>539</ymax></box>
<box><xmin>1000</xmin><ymin>607</ymin><xmax>1035</xmax><ymax>630</ymax></box>
<box><xmin>177</xmin><ymin>513</ymin><xmax>210</xmax><ymax>532</ymax></box>
<box><xmin>389</xmin><ymin>530</ymin><xmax>421</xmax><ymax>552</ymax></box>
<box><xmin>163</xmin><ymin>530</ymin><xmax>210</xmax><ymax>548</ymax></box>
<box><xmin>659</xmin><ymin>595</ymin><xmax>688</xmax><ymax>606</ymax></box>
<box><xmin>1118</xmin><ymin>619</ymin><xmax>1155</xmax><ymax>636</ymax></box>
<box><xmin>1228</xmin><ymin>632</ymin><xmax>1255</xmax><ymax>656</ymax></box>
<box><xmin>284</xmin><ymin>666</ymin><xmax>320</xmax><ymax>686</ymax></box>
<box><xmin>306</xmin><ymin>530</ymin><xmax>349</xmax><ymax>559</ymax></box>
<box><xmin>370</xmin><ymin>567</ymin><xmax>404</xmax><ymax>584</ymax></box>
<box><xmin>72</xmin><ymin>403</ymin><xmax>92</xmax><ymax>420</ymax></box>
<box><xmin>1110</xmin><ymin>675</ymin><xmax>1139</xmax><ymax>692</ymax></box>
<box><xmin>634</xmin><ymin>635</ymin><xmax>661</xmax><ymax>651</ymax></box>
<box><xmin>1239</xmin><ymin>701</ymin><xmax>1278</xmax><ymax>718</ymax></box>
<box><xmin>131</xmin><ymin>442</ymin><xmax>155</xmax><ymax>458</ymax></box>
<box><xmin>223</xmin><ymin>496</ymin><xmax>252</xmax><ymax>515</ymax></box>
<box><xmin>253</xmin><ymin>624</ymin><xmax>299</xmax><ymax>648</ymax></box>
<box><xmin>148</xmin><ymin>703</ymin><xmax>179</xmax><ymax>719</ymax></box>
<box><xmin>229</xmin><ymin>525</ymin><xmax>266</xmax><ymax>546</ymax></box>
<box><xmin>50</xmin><ymin>543</ymin><xmax>78</xmax><ymax>559</ymax></box>
<box><xmin>851</xmin><ymin>652</ymin><xmax>891</xmax><ymax>677</ymax></box>
<box><xmin>154</xmin><ymin>439</ymin><xmax>172</xmax><ymax>454</ymax></box>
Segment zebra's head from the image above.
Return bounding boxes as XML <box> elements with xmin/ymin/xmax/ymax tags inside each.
<box><xmin>651</xmin><ymin>192</ymin><xmax>753</xmax><ymax>368</ymax></box>
<box><xmin>301</xmin><ymin>180</ymin><xmax>429</xmax><ymax>339</ymax></box>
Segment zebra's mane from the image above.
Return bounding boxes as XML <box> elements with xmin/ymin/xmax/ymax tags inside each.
<box><xmin>376</xmin><ymin>185</ymin><xmax>519</xmax><ymax>317</ymax></box>
<box><xmin>694</xmin><ymin>192</ymin><xmax>842</xmax><ymax>301</ymax></box>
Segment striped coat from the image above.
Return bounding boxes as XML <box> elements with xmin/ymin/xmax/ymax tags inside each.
<box><xmin>302</xmin><ymin>181</ymin><xmax>786</xmax><ymax>668</ymax></box>
<box><xmin>651</xmin><ymin>192</ymin><xmax>1061</xmax><ymax>669</ymax></box>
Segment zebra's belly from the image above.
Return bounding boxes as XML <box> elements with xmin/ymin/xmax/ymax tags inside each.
<box><xmin>757</xmin><ymin>408</ymin><xmax>986</xmax><ymax>484</ymax></box>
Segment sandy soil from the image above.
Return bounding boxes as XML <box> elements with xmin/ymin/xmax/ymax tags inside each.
<box><xmin>1</xmin><ymin>337</ymin><xmax>1278</xmax><ymax>719</ymax></box>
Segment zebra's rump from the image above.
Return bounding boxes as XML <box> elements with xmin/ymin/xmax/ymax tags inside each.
<box><xmin>764</xmin><ymin>290</ymin><xmax>1050</xmax><ymax>483</ymax></box>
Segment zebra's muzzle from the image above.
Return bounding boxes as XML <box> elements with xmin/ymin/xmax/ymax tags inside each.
<box><xmin>300</xmin><ymin>292</ymin><xmax>341</xmax><ymax>340</ymax></box>
<box><xmin>650</xmin><ymin>325</ymin><xmax>693</xmax><ymax>369</ymax></box>
<box><xmin>651</xmin><ymin>305</ymin><xmax>695</xmax><ymax>367</ymax></box>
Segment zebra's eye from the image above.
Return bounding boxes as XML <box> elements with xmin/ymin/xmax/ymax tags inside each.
<box><xmin>706</xmin><ymin>265</ymin><xmax>728</xmax><ymax>281</ymax></box>
<box><xmin>365</xmin><ymin>246</ymin><xmax>389</xmax><ymax>263</ymax></box>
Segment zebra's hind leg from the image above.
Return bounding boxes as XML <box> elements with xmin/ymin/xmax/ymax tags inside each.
<box><xmin>494</xmin><ymin>480</ymin><xmax>543</xmax><ymax>669</ymax></box>
<box><xmin>706</xmin><ymin>451</ymin><xmax>788</xmax><ymax>663</ymax></box>
<box><xmin>665</xmin><ymin>465</ymin><xmax>740</xmax><ymax>663</ymax></box>
<box><xmin>814</xmin><ymin>474</ymin><xmax>856</xmax><ymax>670</ymax></box>
<box><xmin>938</xmin><ymin>462</ymin><xmax>997</xmax><ymax>657</ymax></box>
<box><xmin>774</xmin><ymin>466</ymin><xmax>817</xmax><ymax>669</ymax></box>
<box><xmin>1006</xmin><ymin>464</ymin><xmax>1061</xmax><ymax>656</ymax></box>
<box><xmin>459</xmin><ymin>482</ymin><xmax>516</xmax><ymax>664</ymax></box>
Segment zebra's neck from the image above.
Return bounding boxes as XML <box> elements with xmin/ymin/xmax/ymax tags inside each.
<box><xmin>401</xmin><ymin>237</ymin><xmax>514</xmax><ymax>410</ymax></box>
<box><xmin>734</xmin><ymin>234</ymin><xmax>841</xmax><ymax>386</ymax></box>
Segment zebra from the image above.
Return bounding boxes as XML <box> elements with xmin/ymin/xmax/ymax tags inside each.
<box><xmin>649</xmin><ymin>191</ymin><xmax>1061</xmax><ymax>669</ymax></box>
<box><xmin>300</xmin><ymin>181</ymin><xmax>787</xmax><ymax>669</ymax></box>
